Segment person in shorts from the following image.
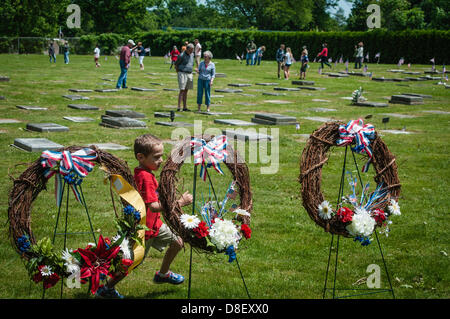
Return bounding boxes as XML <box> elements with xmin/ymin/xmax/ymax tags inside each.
<box><xmin>194</xmin><ymin>39</ymin><xmax>202</xmax><ymax>67</ymax></box>
<box><xmin>137</xmin><ymin>42</ymin><xmax>146</xmax><ymax>70</ymax></box>
<box><xmin>94</xmin><ymin>44</ymin><xmax>101</xmax><ymax>68</ymax></box>
<box><xmin>96</xmin><ymin>134</ymin><xmax>193</xmax><ymax>299</ymax></box>
<box><xmin>175</xmin><ymin>43</ymin><xmax>195</xmax><ymax>111</ymax></box>
<box><xmin>299</xmin><ymin>46</ymin><xmax>309</xmax><ymax>79</ymax></box>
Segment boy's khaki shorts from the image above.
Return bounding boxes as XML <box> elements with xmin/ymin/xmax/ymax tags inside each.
<box><xmin>144</xmin><ymin>223</ymin><xmax>180</xmax><ymax>256</ymax></box>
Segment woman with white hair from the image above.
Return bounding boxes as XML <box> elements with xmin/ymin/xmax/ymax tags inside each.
<box><xmin>196</xmin><ymin>50</ymin><xmax>215</xmax><ymax>112</ymax></box>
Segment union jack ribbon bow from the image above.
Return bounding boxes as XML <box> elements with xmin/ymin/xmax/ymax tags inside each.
<box><xmin>336</xmin><ymin>119</ymin><xmax>375</xmax><ymax>172</ymax></box>
<box><xmin>40</xmin><ymin>148</ymin><xmax>98</xmax><ymax>206</ymax></box>
<box><xmin>190</xmin><ymin>135</ymin><xmax>228</xmax><ymax>181</ymax></box>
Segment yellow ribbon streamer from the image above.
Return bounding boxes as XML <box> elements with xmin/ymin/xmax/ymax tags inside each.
<box><xmin>109</xmin><ymin>174</ymin><xmax>146</xmax><ymax>272</ymax></box>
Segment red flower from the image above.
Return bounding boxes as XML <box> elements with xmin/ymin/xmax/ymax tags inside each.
<box><xmin>32</xmin><ymin>265</ymin><xmax>60</xmax><ymax>289</ymax></box>
<box><xmin>240</xmin><ymin>224</ymin><xmax>252</xmax><ymax>239</ymax></box>
<box><xmin>77</xmin><ymin>235</ymin><xmax>120</xmax><ymax>295</ymax></box>
<box><xmin>372</xmin><ymin>209</ymin><xmax>386</xmax><ymax>224</ymax></box>
<box><xmin>337</xmin><ymin>207</ymin><xmax>354</xmax><ymax>223</ymax></box>
<box><xmin>122</xmin><ymin>259</ymin><xmax>134</xmax><ymax>267</ymax></box>
<box><xmin>193</xmin><ymin>221</ymin><xmax>209</xmax><ymax>239</ymax></box>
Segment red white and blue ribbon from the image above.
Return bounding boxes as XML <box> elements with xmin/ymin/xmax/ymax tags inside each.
<box><xmin>191</xmin><ymin>135</ymin><xmax>228</xmax><ymax>181</ymax></box>
<box><xmin>40</xmin><ymin>148</ymin><xmax>98</xmax><ymax>206</ymax></box>
<box><xmin>336</xmin><ymin>119</ymin><xmax>375</xmax><ymax>172</ymax></box>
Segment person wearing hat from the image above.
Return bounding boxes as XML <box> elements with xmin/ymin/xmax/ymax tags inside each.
<box><xmin>116</xmin><ymin>39</ymin><xmax>137</xmax><ymax>89</ymax></box>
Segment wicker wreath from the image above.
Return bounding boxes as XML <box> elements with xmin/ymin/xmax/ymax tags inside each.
<box><xmin>158</xmin><ymin>135</ymin><xmax>252</xmax><ymax>252</ymax></box>
<box><xmin>299</xmin><ymin>121</ymin><xmax>401</xmax><ymax>237</ymax></box>
<box><xmin>7</xmin><ymin>145</ymin><xmax>135</xmax><ymax>260</ymax></box>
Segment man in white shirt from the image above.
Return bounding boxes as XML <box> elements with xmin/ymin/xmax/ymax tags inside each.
<box><xmin>94</xmin><ymin>44</ymin><xmax>101</xmax><ymax>68</ymax></box>
<box><xmin>194</xmin><ymin>39</ymin><xmax>202</xmax><ymax>67</ymax></box>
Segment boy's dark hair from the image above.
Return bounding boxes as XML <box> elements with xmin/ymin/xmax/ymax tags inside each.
<box><xmin>134</xmin><ymin>134</ymin><xmax>162</xmax><ymax>158</ymax></box>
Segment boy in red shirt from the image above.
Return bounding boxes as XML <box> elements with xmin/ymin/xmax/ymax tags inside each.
<box><xmin>96</xmin><ymin>134</ymin><xmax>192</xmax><ymax>298</ymax></box>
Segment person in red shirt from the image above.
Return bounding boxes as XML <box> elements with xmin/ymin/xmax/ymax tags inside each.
<box><xmin>116</xmin><ymin>39</ymin><xmax>137</xmax><ymax>89</ymax></box>
<box><xmin>317</xmin><ymin>43</ymin><xmax>332</xmax><ymax>69</ymax></box>
<box><xmin>96</xmin><ymin>134</ymin><xmax>193</xmax><ymax>298</ymax></box>
<box><xmin>170</xmin><ymin>45</ymin><xmax>180</xmax><ymax>69</ymax></box>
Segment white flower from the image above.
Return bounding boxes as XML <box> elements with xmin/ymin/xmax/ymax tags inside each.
<box><xmin>180</xmin><ymin>214</ymin><xmax>201</xmax><ymax>229</ymax></box>
<box><xmin>209</xmin><ymin>218</ymin><xmax>241</xmax><ymax>251</ymax></box>
<box><xmin>62</xmin><ymin>248</ymin><xmax>81</xmax><ymax>275</ymax></box>
<box><xmin>388</xmin><ymin>199</ymin><xmax>401</xmax><ymax>216</ymax></box>
<box><xmin>234</xmin><ymin>208</ymin><xmax>250</xmax><ymax>218</ymax></box>
<box><xmin>318</xmin><ymin>201</ymin><xmax>333</xmax><ymax>220</ymax></box>
<box><xmin>40</xmin><ymin>265</ymin><xmax>53</xmax><ymax>277</ymax></box>
<box><xmin>346</xmin><ymin>207</ymin><xmax>376</xmax><ymax>237</ymax></box>
<box><xmin>111</xmin><ymin>235</ymin><xmax>132</xmax><ymax>259</ymax></box>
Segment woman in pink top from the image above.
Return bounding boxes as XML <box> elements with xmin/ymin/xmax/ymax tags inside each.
<box><xmin>317</xmin><ymin>43</ymin><xmax>331</xmax><ymax>69</ymax></box>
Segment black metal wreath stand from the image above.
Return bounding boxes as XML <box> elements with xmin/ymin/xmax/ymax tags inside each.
<box><xmin>322</xmin><ymin>146</ymin><xmax>395</xmax><ymax>299</ymax></box>
<box><xmin>187</xmin><ymin>164</ymin><xmax>251</xmax><ymax>299</ymax></box>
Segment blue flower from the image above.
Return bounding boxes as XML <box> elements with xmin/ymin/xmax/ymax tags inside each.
<box><xmin>133</xmin><ymin>210</ymin><xmax>141</xmax><ymax>222</ymax></box>
<box><xmin>123</xmin><ymin>205</ymin><xmax>135</xmax><ymax>216</ymax></box>
<box><xmin>354</xmin><ymin>236</ymin><xmax>371</xmax><ymax>246</ymax></box>
<box><xmin>225</xmin><ymin>246</ymin><xmax>236</xmax><ymax>263</ymax></box>
<box><xmin>17</xmin><ymin>235</ymin><xmax>31</xmax><ymax>252</ymax></box>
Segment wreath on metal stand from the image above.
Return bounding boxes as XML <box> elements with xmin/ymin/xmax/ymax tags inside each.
<box><xmin>299</xmin><ymin>119</ymin><xmax>402</xmax><ymax>298</ymax></box>
<box><xmin>158</xmin><ymin>134</ymin><xmax>253</xmax><ymax>298</ymax></box>
<box><xmin>8</xmin><ymin>146</ymin><xmax>148</xmax><ymax>297</ymax></box>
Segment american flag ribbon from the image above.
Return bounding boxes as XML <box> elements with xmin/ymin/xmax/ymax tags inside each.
<box><xmin>41</xmin><ymin>148</ymin><xmax>97</xmax><ymax>206</ymax></box>
<box><xmin>191</xmin><ymin>135</ymin><xmax>228</xmax><ymax>181</ymax></box>
<box><xmin>336</xmin><ymin>119</ymin><xmax>375</xmax><ymax>172</ymax></box>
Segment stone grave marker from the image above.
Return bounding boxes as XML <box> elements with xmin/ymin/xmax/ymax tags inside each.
<box><xmin>382</xmin><ymin>113</ymin><xmax>417</xmax><ymax>119</ymax></box>
<box><xmin>131</xmin><ymin>87</ymin><xmax>157</xmax><ymax>92</ymax></box>
<box><xmin>63</xmin><ymin>95</ymin><xmax>90</xmax><ymax>101</ymax></box>
<box><xmin>235</xmin><ymin>102</ymin><xmax>257</xmax><ymax>106</ymax></box>
<box><xmin>149</xmin><ymin>82</ymin><xmax>164</xmax><ymax>86</ymax></box>
<box><xmin>324</xmin><ymin>72</ymin><xmax>349</xmax><ymax>78</ymax></box>
<box><xmin>251</xmin><ymin>113</ymin><xmax>297</xmax><ymax>125</ymax></box>
<box><xmin>228</xmin><ymin>83</ymin><xmax>251</xmax><ymax>87</ymax></box>
<box><xmin>213</xmin><ymin>119</ymin><xmax>257</xmax><ymax>126</ymax></box>
<box><xmin>0</xmin><ymin>75</ymin><xmax>10</xmax><ymax>81</ymax></box>
<box><xmin>215</xmin><ymin>88</ymin><xmax>243</xmax><ymax>93</ymax></box>
<box><xmin>86</xmin><ymin>143</ymin><xmax>129</xmax><ymax>150</ymax></box>
<box><xmin>155</xmin><ymin>121</ymin><xmax>194</xmax><ymax>127</ymax></box>
<box><xmin>346</xmin><ymin>72</ymin><xmax>369</xmax><ymax>77</ymax></box>
<box><xmin>379</xmin><ymin>129</ymin><xmax>415</xmax><ymax>135</ymax></box>
<box><xmin>387</xmin><ymin>69</ymin><xmax>405</xmax><ymax>73</ymax></box>
<box><xmin>421</xmin><ymin>110</ymin><xmax>450</xmax><ymax>115</ymax></box>
<box><xmin>16</xmin><ymin>105</ymin><xmax>48</xmax><ymax>111</ymax></box>
<box><xmin>404</xmin><ymin>77</ymin><xmax>426</xmax><ymax>81</ymax></box>
<box><xmin>68</xmin><ymin>104</ymin><xmax>99</xmax><ymax>111</ymax></box>
<box><xmin>292</xmin><ymin>80</ymin><xmax>315</xmax><ymax>85</ymax></box>
<box><xmin>255</xmin><ymin>83</ymin><xmax>279</xmax><ymax>86</ymax></box>
<box><xmin>223</xmin><ymin>129</ymin><xmax>272</xmax><ymax>141</ymax></box>
<box><xmin>63</xmin><ymin>116</ymin><xmax>94</xmax><ymax>123</ymax></box>
<box><xmin>112</xmin><ymin>105</ymin><xmax>134</xmax><ymax>109</ymax></box>
<box><xmin>26</xmin><ymin>123</ymin><xmax>69</xmax><ymax>133</ymax></box>
<box><xmin>353</xmin><ymin>101</ymin><xmax>388</xmax><ymax>107</ymax></box>
<box><xmin>0</xmin><ymin>96</ymin><xmax>5</xmax><ymax>100</ymax></box>
<box><xmin>273</xmin><ymin>87</ymin><xmax>300</xmax><ymax>91</ymax></box>
<box><xmin>392</xmin><ymin>78</ymin><xmax>409</xmax><ymax>82</ymax></box>
<box><xmin>0</xmin><ymin>119</ymin><xmax>21</xmax><ymax>124</ymax></box>
<box><xmin>211</xmin><ymin>95</ymin><xmax>224</xmax><ymax>98</ymax></box>
<box><xmin>13</xmin><ymin>138</ymin><xmax>63</xmax><ymax>152</ymax></box>
<box><xmin>389</xmin><ymin>95</ymin><xmax>423</xmax><ymax>105</ymax></box>
<box><xmin>101</xmin><ymin>78</ymin><xmax>114</xmax><ymax>82</ymax></box>
<box><xmin>264</xmin><ymin>100</ymin><xmax>293</xmax><ymax>104</ymax></box>
<box><xmin>105</xmin><ymin>110</ymin><xmax>146</xmax><ymax>118</ymax></box>
<box><xmin>95</xmin><ymin>89</ymin><xmax>119</xmax><ymax>93</ymax></box>
<box><xmin>100</xmin><ymin>116</ymin><xmax>147</xmax><ymax>129</ymax></box>
<box><xmin>403</xmin><ymin>71</ymin><xmax>421</xmax><ymax>75</ymax></box>
<box><xmin>301</xmin><ymin>116</ymin><xmax>336</xmax><ymax>123</ymax></box>
<box><xmin>297</xmin><ymin>86</ymin><xmax>326</xmax><ymax>91</ymax></box>
<box><xmin>311</xmin><ymin>99</ymin><xmax>331</xmax><ymax>103</ymax></box>
<box><xmin>308</xmin><ymin>107</ymin><xmax>337</xmax><ymax>112</ymax></box>
<box><xmin>195</xmin><ymin>111</ymin><xmax>232</xmax><ymax>116</ymax></box>
<box><xmin>154</xmin><ymin>112</ymin><xmax>181</xmax><ymax>118</ymax></box>
<box><xmin>163</xmin><ymin>88</ymin><xmax>179</xmax><ymax>91</ymax></box>
<box><xmin>69</xmin><ymin>89</ymin><xmax>93</xmax><ymax>93</ymax></box>
<box><xmin>372</xmin><ymin>77</ymin><xmax>394</xmax><ymax>82</ymax></box>
<box><xmin>401</xmin><ymin>93</ymin><xmax>432</xmax><ymax>99</ymax></box>
<box><xmin>239</xmin><ymin>93</ymin><xmax>256</xmax><ymax>97</ymax></box>
<box><xmin>215</xmin><ymin>73</ymin><xmax>226</xmax><ymax>78</ymax></box>
<box><xmin>262</xmin><ymin>92</ymin><xmax>286</xmax><ymax>96</ymax></box>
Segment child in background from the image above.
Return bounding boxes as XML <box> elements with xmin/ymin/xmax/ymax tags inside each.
<box><xmin>255</xmin><ymin>46</ymin><xmax>266</xmax><ymax>66</ymax></box>
<box><xmin>96</xmin><ymin>134</ymin><xmax>193</xmax><ymax>298</ymax></box>
<box><xmin>283</xmin><ymin>47</ymin><xmax>294</xmax><ymax>80</ymax></box>
<box><xmin>170</xmin><ymin>46</ymin><xmax>180</xmax><ymax>69</ymax></box>
<box><xmin>300</xmin><ymin>46</ymin><xmax>309</xmax><ymax>79</ymax></box>
<box><xmin>94</xmin><ymin>44</ymin><xmax>101</xmax><ymax>68</ymax></box>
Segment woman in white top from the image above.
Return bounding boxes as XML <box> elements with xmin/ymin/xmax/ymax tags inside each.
<box><xmin>283</xmin><ymin>47</ymin><xmax>294</xmax><ymax>80</ymax></box>
<box><xmin>94</xmin><ymin>44</ymin><xmax>101</xmax><ymax>68</ymax></box>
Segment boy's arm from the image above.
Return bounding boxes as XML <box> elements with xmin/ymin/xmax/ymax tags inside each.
<box><xmin>146</xmin><ymin>191</ymin><xmax>193</xmax><ymax>212</ymax></box>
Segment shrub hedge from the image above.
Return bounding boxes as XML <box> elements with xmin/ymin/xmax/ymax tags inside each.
<box><xmin>2</xmin><ymin>29</ymin><xmax>449</xmax><ymax>64</ymax></box>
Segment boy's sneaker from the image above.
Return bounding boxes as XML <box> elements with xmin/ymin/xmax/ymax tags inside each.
<box><xmin>153</xmin><ymin>271</ymin><xmax>185</xmax><ymax>285</ymax></box>
<box><xmin>95</xmin><ymin>285</ymin><xmax>124</xmax><ymax>299</ymax></box>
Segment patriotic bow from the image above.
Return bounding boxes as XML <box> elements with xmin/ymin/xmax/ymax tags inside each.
<box><xmin>191</xmin><ymin>135</ymin><xmax>228</xmax><ymax>181</ymax></box>
<box><xmin>40</xmin><ymin>148</ymin><xmax>98</xmax><ymax>206</ymax></box>
<box><xmin>336</xmin><ymin>119</ymin><xmax>375</xmax><ymax>172</ymax></box>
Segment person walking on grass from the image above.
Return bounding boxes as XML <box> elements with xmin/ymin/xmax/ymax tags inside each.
<box><xmin>170</xmin><ymin>45</ymin><xmax>180</xmax><ymax>69</ymax></box>
<box><xmin>175</xmin><ymin>43</ymin><xmax>195</xmax><ymax>112</ymax></box>
<box><xmin>255</xmin><ymin>46</ymin><xmax>266</xmax><ymax>66</ymax></box>
<box><xmin>94</xmin><ymin>44</ymin><xmax>101</xmax><ymax>68</ymax></box>
<box><xmin>283</xmin><ymin>47</ymin><xmax>294</xmax><ymax>80</ymax></box>
<box><xmin>137</xmin><ymin>42</ymin><xmax>146</xmax><ymax>70</ymax></box>
<box><xmin>194</xmin><ymin>39</ymin><xmax>202</xmax><ymax>67</ymax></box>
<box><xmin>63</xmin><ymin>41</ymin><xmax>70</xmax><ymax>64</ymax></box>
<box><xmin>48</xmin><ymin>42</ymin><xmax>56</xmax><ymax>63</ymax></box>
<box><xmin>317</xmin><ymin>43</ymin><xmax>331</xmax><ymax>69</ymax></box>
<box><xmin>95</xmin><ymin>134</ymin><xmax>193</xmax><ymax>299</ymax></box>
<box><xmin>116</xmin><ymin>39</ymin><xmax>136</xmax><ymax>89</ymax></box>
<box><xmin>276</xmin><ymin>44</ymin><xmax>286</xmax><ymax>79</ymax></box>
<box><xmin>299</xmin><ymin>46</ymin><xmax>309</xmax><ymax>79</ymax></box>
<box><xmin>354</xmin><ymin>42</ymin><xmax>364</xmax><ymax>69</ymax></box>
<box><xmin>196</xmin><ymin>51</ymin><xmax>216</xmax><ymax>113</ymax></box>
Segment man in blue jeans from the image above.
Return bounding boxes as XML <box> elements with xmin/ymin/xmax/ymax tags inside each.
<box><xmin>246</xmin><ymin>40</ymin><xmax>257</xmax><ymax>66</ymax></box>
<box><xmin>116</xmin><ymin>39</ymin><xmax>136</xmax><ymax>89</ymax></box>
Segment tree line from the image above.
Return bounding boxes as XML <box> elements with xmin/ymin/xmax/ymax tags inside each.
<box><xmin>0</xmin><ymin>0</ymin><xmax>448</xmax><ymax>37</ymax></box>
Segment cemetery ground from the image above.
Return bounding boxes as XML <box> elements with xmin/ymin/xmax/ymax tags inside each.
<box><xmin>0</xmin><ymin>54</ymin><xmax>448</xmax><ymax>299</ymax></box>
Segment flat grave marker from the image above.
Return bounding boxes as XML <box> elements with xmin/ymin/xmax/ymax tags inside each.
<box><xmin>223</xmin><ymin>129</ymin><xmax>272</xmax><ymax>141</ymax></box>
<box><xmin>353</xmin><ymin>101</ymin><xmax>389</xmax><ymax>107</ymax></box>
<box><xmin>95</xmin><ymin>89</ymin><xmax>119</xmax><ymax>93</ymax></box>
<box><xmin>401</xmin><ymin>93</ymin><xmax>432</xmax><ymax>99</ymax></box>
<box><xmin>69</xmin><ymin>89</ymin><xmax>93</xmax><ymax>93</ymax></box>
<box><xmin>311</xmin><ymin>99</ymin><xmax>331</xmax><ymax>103</ymax></box>
<box><xmin>13</xmin><ymin>138</ymin><xmax>63</xmax><ymax>152</ymax></box>
<box><xmin>292</xmin><ymin>80</ymin><xmax>315</xmax><ymax>85</ymax></box>
<box><xmin>195</xmin><ymin>111</ymin><xmax>233</xmax><ymax>116</ymax></box>
<box><xmin>273</xmin><ymin>87</ymin><xmax>301</xmax><ymax>91</ymax></box>
<box><xmin>63</xmin><ymin>95</ymin><xmax>90</xmax><ymax>101</ymax></box>
<box><xmin>420</xmin><ymin>110</ymin><xmax>450</xmax><ymax>115</ymax></box>
<box><xmin>63</xmin><ymin>116</ymin><xmax>95</xmax><ymax>123</ymax></box>
<box><xmin>0</xmin><ymin>75</ymin><xmax>10</xmax><ymax>81</ymax></box>
<box><xmin>301</xmin><ymin>116</ymin><xmax>336</xmax><ymax>123</ymax></box>
<box><xmin>26</xmin><ymin>123</ymin><xmax>69</xmax><ymax>133</ymax></box>
<box><xmin>154</xmin><ymin>112</ymin><xmax>181</xmax><ymax>118</ymax></box>
<box><xmin>213</xmin><ymin>119</ymin><xmax>257</xmax><ymax>126</ymax></box>
<box><xmin>264</xmin><ymin>100</ymin><xmax>294</xmax><ymax>104</ymax></box>
<box><xmin>379</xmin><ymin>129</ymin><xmax>415</xmax><ymax>135</ymax></box>
<box><xmin>105</xmin><ymin>110</ymin><xmax>146</xmax><ymax>118</ymax></box>
<box><xmin>68</xmin><ymin>104</ymin><xmax>99</xmax><ymax>111</ymax></box>
<box><xmin>155</xmin><ymin>121</ymin><xmax>194</xmax><ymax>127</ymax></box>
<box><xmin>131</xmin><ymin>87</ymin><xmax>157</xmax><ymax>92</ymax></box>
<box><xmin>382</xmin><ymin>113</ymin><xmax>417</xmax><ymax>119</ymax></box>
<box><xmin>215</xmin><ymin>88</ymin><xmax>243</xmax><ymax>93</ymax></box>
<box><xmin>251</xmin><ymin>113</ymin><xmax>297</xmax><ymax>125</ymax></box>
<box><xmin>262</xmin><ymin>92</ymin><xmax>286</xmax><ymax>96</ymax></box>
<box><xmin>389</xmin><ymin>95</ymin><xmax>424</xmax><ymax>105</ymax></box>
<box><xmin>86</xmin><ymin>143</ymin><xmax>129</xmax><ymax>150</ymax></box>
<box><xmin>308</xmin><ymin>107</ymin><xmax>337</xmax><ymax>112</ymax></box>
<box><xmin>16</xmin><ymin>105</ymin><xmax>48</xmax><ymax>111</ymax></box>
<box><xmin>255</xmin><ymin>83</ymin><xmax>279</xmax><ymax>86</ymax></box>
<box><xmin>0</xmin><ymin>119</ymin><xmax>21</xmax><ymax>124</ymax></box>
<box><xmin>297</xmin><ymin>86</ymin><xmax>326</xmax><ymax>91</ymax></box>
<box><xmin>100</xmin><ymin>116</ymin><xmax>147</xmax><ymax>129</ymax></box>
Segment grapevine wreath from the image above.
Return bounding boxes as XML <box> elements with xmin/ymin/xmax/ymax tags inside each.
<box><xmin>7</xmin><ymin>145</ymin><xmax>147</xmax><ymax>294</ymax></box>
<box><xmin>299</xmin><ymin>119</ymin><xmax>402</xmax><ymax>244</ymax></box>
<box><xmin>158</xmin><ymin>134</ymin><xmax>252</xmax><ymax>257</ymax></box>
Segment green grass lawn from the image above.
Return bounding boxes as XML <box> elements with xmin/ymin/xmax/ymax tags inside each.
<box><xmin>0</xmin><ymin>54</ymin><xmax>448</xmax><ymax>299</ymax></box>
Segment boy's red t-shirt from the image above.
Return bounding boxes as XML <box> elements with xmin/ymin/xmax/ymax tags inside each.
<box><xmin>134</xmin><ymin>167</ymin><xmax>163</xmax><ymax>240</ymax></box>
